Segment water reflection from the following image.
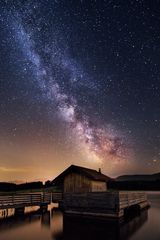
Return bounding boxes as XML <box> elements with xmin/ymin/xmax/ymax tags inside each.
<box><xmin>41</xmin><ymin>211</ymin><xmax>51</xmax><ymax>228</ymax></box>
<box><xmin>0</xmin><ymin>209</ymin><xmax>41</xmax><ymax>232</ymax></box>
<box><xmin>54</xmin><ymin>210</ymin><xmax>148</xmax><ymax>240</ymax></box>
<box><xmin>0</xmin><ymin>204</ymin><xmax>149</xmax><ymax>240</ymax></box>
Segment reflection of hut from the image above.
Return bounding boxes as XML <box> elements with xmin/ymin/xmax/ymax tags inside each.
<box><xmin>52</xmin><ymin>165</ymin><xmax>111</xmax><ymax>193</ymax></box>
<box><xmin>41</xmin><ymin>211</ymin><xmax>50</xmax><ymax>228</ymax></box>
<box><xmin>60</xmin><ymin>210</ymin><xmax>148</xmax><ymax>240</ymax></box>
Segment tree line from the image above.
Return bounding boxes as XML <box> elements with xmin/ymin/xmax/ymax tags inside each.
<box><xmin>108</xmin><ymin>180</ymin><xmax>160</xmax><ymax>190</ymax></box>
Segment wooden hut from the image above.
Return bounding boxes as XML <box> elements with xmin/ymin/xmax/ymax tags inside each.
<box><xmin>52</xmin><ymin>164</ymin><xmax>111</xmax><ymax>193</ymax></box>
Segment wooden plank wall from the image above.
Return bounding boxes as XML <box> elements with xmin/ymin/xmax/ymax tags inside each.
<box><xmin>64</xmin><ymin>191</ymin><xmax>148</xmax><ymax>216</ymax></box>
<box><xmin>52</xmin><ymin>192</ymin><xmax>63</xmax><ymax>202</ymax></box>
<box><xmin>64</xmin><ymin>173</ymin><xmax>92</xmax><ymax>192</ymax></box>
<box><xmin>64</xmin><ymin>191</ymin><xmax>119</xmax><ymax>214</ymax></box>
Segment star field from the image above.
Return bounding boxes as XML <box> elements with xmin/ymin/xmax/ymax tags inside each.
<box><xmin>0</xmin><ymin>0</ymin><xmax>160</xmax><ymax>181</ymax></box>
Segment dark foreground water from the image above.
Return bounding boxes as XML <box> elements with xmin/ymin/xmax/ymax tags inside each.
<box><xmin>0</xmin><ymin>192</ymin><xmax>159</xmax><ymax>240</ymax></box>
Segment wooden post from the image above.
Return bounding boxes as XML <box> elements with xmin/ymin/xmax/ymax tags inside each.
<box><xmin>15</xmin><ymin>207</ymin><xmax>25</xmax><ymax>215</ymax></box>
<box><xmin>30</xmin><ymin>194</ymin><xmax>32</xmax><ymax>205</ymax></box>
<box><xmin>40</xmin><ymin>204</ymin><xmax>48</xmax><ymax>212</ymax></box>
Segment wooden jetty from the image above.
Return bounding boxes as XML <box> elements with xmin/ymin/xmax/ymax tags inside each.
<box><xmin>0</xmin><ymin>192</ymin><xmax>63</xmax><ymax>213</ymax></box>
<box><xmin>0</xmin><ymin>191</ymin><xmax>149</xmax><ymax>218</ymax></box>
<box><xmin>63</xmin><ymin>191</ymin><xmax>149</xmax><ymax>218</ymax></box>
<box><xmin>0</xmin><ymin>192</ymin><xmax>52</xmax><ymax>214</ymax></box>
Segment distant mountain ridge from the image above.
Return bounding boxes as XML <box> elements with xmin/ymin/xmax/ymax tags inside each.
<box><xmin>116</xmin><ymin>172</ymin><xmax>160</xmax><ymax>181</ymax></box>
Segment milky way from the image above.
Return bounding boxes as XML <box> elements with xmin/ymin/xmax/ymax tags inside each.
<box><xmin>2</xmin><ymin>4</ymin><xmax>131</xmax><ymax>167</ymax></box>
<box><xmin>20</xmin><ymin>15</ymin><xmax>128</xmax><ymax>161</ymax></box>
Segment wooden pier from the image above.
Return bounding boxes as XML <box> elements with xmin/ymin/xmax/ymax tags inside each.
<box><xmin>0</xmin><ymin>191</ymin><xmax>149</xmax><ymax>218</ymax></box>
<box><xmin>0</xmin><ymin>192</ymin><xmax>64</xmax><ymax>213</ymax></box>
<box><xmin>0</xmin><ymin>192</ymin><xmax>51</xmax><ymax>214</ymax></box>
<box><xmin>63</xmin><ymin>191</ymin><xmax>149</xmax><ymax>218</ymax></box>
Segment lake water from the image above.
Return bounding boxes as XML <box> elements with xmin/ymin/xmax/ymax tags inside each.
<box><xmin>0</xmin><ymin>192</ymin><xmax>159</xmax><ymax>240</ymax></box>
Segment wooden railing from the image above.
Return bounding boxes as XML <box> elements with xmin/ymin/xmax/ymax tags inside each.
<box><xmin>119</xmin><ymin>191</ymin><xmax>147</xmax><ymax>209</ymax></box>
<box><xmin>0</xmin><ymin>193</ymin><xmax>51</xmax><ymax>209</ymax></box>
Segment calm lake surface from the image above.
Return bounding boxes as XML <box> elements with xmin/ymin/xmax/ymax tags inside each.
<box><xmin>0</xmin><ymin>192</ymin><xmax>159</xmax><ymax>240</ymax></box>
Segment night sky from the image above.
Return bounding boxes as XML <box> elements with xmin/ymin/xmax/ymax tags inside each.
<box><xmin>0</xmin><ymin>0</ymin><xmax>160</xmax><ymax>182</ymax></box>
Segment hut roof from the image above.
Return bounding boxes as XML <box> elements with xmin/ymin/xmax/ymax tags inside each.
<box><xmin>52</xmin><ymin>164</ymin><xmax>111</xmax><ymax>184</ymax></box>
